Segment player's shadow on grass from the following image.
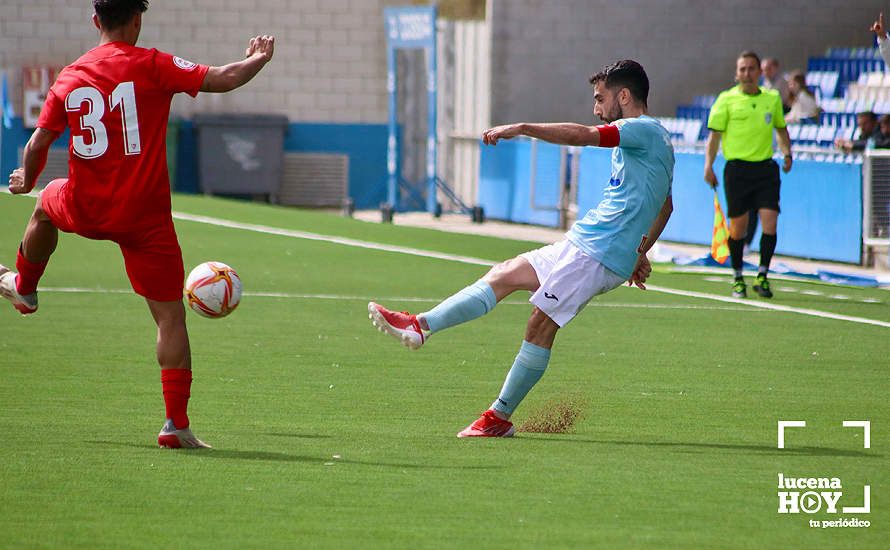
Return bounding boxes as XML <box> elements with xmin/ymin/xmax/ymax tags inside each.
<box><xmin>88</xmin><ymin>441</ymin><xmax>503</xmax><ymax>470</ymax></box>
<box><xmin>259</xmin><ymin>432</ymin><xmax>332</xmax><ymax>439</ymax></box>
<box><xmin>520</xmin><ymin>437</ymin><xmax>881</xmax><ymax>458</ymax></box>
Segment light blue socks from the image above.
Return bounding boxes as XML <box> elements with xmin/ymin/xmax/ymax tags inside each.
<box><xmin>420</xmin><ymin>280</ymin><xmax>497</xmax><ymax>334</ymax></box>
<box><xmin>491</xmin><ymin>341</ymin><xmax>551</xmax><ymax>416</ymax></box>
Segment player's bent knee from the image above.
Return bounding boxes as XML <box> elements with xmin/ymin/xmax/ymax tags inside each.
<box><xmin>525</xmin><ymin>308</ymin><xmax>559</xmax><ymax>346</ymax></box>
<box><xmin>484</xmin><ymin>257</ymin><xmax>535</xmax><ymax>290</ymax></box>
<box><xmin>32</xmin><ymin>196</ymin><xmax>52</xmax><ymax>223</ymax></box>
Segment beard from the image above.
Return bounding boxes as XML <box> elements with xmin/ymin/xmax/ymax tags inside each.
<box><xmin>599</xmin><ymin>104</ymin><xmax>624</xmax><ymax>124</ymax></box>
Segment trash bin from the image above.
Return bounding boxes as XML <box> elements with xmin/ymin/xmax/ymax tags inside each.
<box><xmin>193</xmin><ymin>114</ymin><xmax>289</xmax><ymax>199</ymax></box>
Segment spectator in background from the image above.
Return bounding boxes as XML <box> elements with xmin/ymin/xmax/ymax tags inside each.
<box><xmin>875</xmin><ymin>115</ymin><xmax>890</xmax><ymax>148</ymax></box>
<box><xmin>871</xmin><ymin>12</ymin><xmax>890</xmax><ymax>65</ymax></box>
<box><xmin>785</xmin><ymin>71</ymin><xmax>821</xmax><ymax>123</ymax></box>
<box><xmin>836</xmin><ymin>111</ymin><xmax>879</xmax><ymax>151</ymax></box>
<box><xmin>761</xmin><ymin>58</ymin><xmax>790</xmax><ymax>110</ymax></box>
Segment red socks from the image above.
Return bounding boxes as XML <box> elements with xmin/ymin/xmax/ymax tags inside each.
<box><xmin>161</xmin><ymin>369</ymin><xmax>192</xmax><ymax>429</ymax></box>
<box><xmin>15</xmin><ymin>246</ymin><xmax>47</xmax><ymax>296</ymax></box>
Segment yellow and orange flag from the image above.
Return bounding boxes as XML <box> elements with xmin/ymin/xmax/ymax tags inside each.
<box><xmin>711</xmin><ymin>192</ymin><xmax>730</xmax><ymax>264</ymax></box>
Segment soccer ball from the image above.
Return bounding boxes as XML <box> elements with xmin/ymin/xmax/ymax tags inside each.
<box><xmin>184</xmin><ymin>261</ymin><xmax>242</xmax><ymax>318</ymax></box>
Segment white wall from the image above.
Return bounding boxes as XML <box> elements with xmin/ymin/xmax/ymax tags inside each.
<box><xmin>0</xmin><ymin>0</ymin><xmax>403</xmax><ymax>123</ymax></box>
<box><xmin>3</xmin><ymin>1</ymin><xmax>888</xmax><ymax>126</ymax></box>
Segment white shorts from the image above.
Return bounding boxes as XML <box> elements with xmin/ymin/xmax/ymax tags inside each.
<box><xmin>520</xmin><ymin>240</ymin><xmax>626</xmax><ymax>327</ymax></box>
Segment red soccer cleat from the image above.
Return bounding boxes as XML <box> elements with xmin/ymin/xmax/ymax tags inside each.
<box><xmin>367</xmin><ymin>301</ymin><xmax>426</xmax><ymax>350</ymax></box>
<box><xmin>457</xmin><ymin>410</ymin><xmax>515</xmax><ymax>438</ymax></box>
<box><xmin>0</xmin><ymin>266</ymin><xmax>38</xmax><ymax>314</ymax></box>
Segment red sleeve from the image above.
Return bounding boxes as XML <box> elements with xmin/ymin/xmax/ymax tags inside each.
<box><xmin>36</xmin><ymin>88</ymin><xmax>68</xmax><ymax>133</ymax></box>
<box><xmin>152</xmin><ymin>50</ymin><xmax>210</xmax><ymax>97</ymax></box>
<box><xmin>595</xmin><ymin>124</ymin><xmax>620</xmax><ymax>148</ymax></box>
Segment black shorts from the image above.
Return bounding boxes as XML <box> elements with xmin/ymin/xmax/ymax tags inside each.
<box><xmin>723</xmin><ymin>159</ymin><xmax>781</xmax><ymax>218</ymax></box>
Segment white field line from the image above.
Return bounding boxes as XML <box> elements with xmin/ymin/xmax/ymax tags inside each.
<box><xmin>80</xmin><ymin>211</ymin><xmax>889</xmax><ymax>330</ymax></box>
<box><xmin>172</xmin><ymin>212</ymin><xmax>495</xmax><ymax>267</ymax></box>
<box><xmin>646</xmin><ymin>285</ymin><xmax>890</xmax><ymax>329</ymax></box>
<box><xmin>37</xmin><ymin>287</ymin><xmax>759</xmax><ymax>312</ymax></box>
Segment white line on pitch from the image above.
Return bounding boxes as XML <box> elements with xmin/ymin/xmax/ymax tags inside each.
<box><xmin>172</xmin><ymin>212</ymin><xmax>495</xmax><ymax>266</ymax></box>
<box><xmin>646</xmin><ymin>285</ymin><xmax>890</xmax><ymax>329</ymax></box>
<box><xmin>35</xmin><ymin>287</ymin><xmax>760</xmax><ymax>312</ymax></box>
<box><xmin>167</xmin><ymin>211</ymin><xmax>890</xmax><ymax>329</ymax></box>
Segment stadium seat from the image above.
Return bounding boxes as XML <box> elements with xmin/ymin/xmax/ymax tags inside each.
<box><xmin>816</xmin><ymin>125</ymin><xmax>837</xmax><ymax>146</ymax></box>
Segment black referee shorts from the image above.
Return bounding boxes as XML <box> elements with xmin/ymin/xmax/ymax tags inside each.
<box><xmin>723</xmin><ymin>159</ymin><xmax>781</xmax><ymax>218</ymax></box>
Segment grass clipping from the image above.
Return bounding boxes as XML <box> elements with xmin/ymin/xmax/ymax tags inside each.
<box><xmin>516</xmin><ymin>395</ymin><xmax>587</xmax><ymax>434</ymax></box>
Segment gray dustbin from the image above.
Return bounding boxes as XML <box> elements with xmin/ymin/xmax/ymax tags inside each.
<box><xmin>194</xmin><ymin>114</ymin><xmax>289</xmax><ymax>200</ymax></box>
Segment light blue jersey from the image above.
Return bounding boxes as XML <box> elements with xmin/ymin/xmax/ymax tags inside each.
<box><xmin>566</xmin><ymin>115</ymin><xmax>674</xmax><ymax>279</ymax></box>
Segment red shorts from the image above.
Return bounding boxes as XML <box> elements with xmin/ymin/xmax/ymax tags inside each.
<box><xmin>40</xmin><ymin>179</ymin><xmax>185</xmax><ymax>302</ymax></box>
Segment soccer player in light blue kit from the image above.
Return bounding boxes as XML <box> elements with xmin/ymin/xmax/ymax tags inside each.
<box><xmin>368</xmin><ymin>60</ymin><xmax>674</xmax><ymax>437</ymax></box>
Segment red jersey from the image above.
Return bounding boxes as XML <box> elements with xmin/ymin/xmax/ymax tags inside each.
<box><xmin>37</xmin><ymin>42</ymin><xmax>209</xmax><ymax>232</ymax></box>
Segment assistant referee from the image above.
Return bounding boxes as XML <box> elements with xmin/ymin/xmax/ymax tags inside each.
<box><xmin>704</xmin><ymin>50</ymin><xmax>792</xmax><ymax>299</ymax></box>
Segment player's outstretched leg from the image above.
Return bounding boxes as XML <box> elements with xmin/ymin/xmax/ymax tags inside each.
<box><xmin>368</xmin><ymin>279</ymin><xmax>497</xmax><ymax>350</ymax></box>
<box><xmin>368</xmin><ymin>302</ymin><xmax>427</xmax><ymax>350</ymax></box>
<box><xmin>0</xmin><ymin>196</ymin><xmax>62</xmax><ymax>314</ymax></box>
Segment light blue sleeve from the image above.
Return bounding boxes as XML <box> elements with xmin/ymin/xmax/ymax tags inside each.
<box><xmin>616</xmin><ymin>118</ymin><xmax>651</xmax><ymax>150</ymax></box>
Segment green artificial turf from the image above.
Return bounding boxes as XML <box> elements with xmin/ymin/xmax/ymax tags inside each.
<box><xmin>1</xmin><ymin>193</ymin><xmax>887</xmax><ymax>548</ymax></box>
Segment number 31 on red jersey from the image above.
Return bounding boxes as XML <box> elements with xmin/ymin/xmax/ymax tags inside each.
<box><xmin>65</xmin><ymin>81</ymin><xmax>141</xmax><ymax>159</ymax></box>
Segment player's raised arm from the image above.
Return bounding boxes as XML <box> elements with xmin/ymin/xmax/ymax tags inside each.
<box><xmin>482</xmin><ymin>122</ymin><xmax>605</xmax><ymax>147</ymax></box>
<box><xmin>872</xmin><ymin>11</ymin><xmax>887</xmax><ymax>39</ymax></box>
<box><xmin>200</xmin><ymin>35</ymin><xmax>275</xmax><ymax>93</ymax></box>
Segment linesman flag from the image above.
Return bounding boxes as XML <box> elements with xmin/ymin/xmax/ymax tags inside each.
<box><xmin>711</xmin><ymin>192</ymin><xmax>730</xmax><ymax>264</ymax></box>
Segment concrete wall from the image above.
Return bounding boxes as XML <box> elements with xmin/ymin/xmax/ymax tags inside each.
<box><xmin>489</xmin><ymin>0</ymin><xmax>888</xmax><ymax>123</ymax></box>
<box><xmin>4</xmin><ymin>1</ymin><xmax>885</xmax><ymax>124</ymax></box>
<box><xmin>0</xmin><ymin>0</ymin><xmax>402</xmax><ymax>123</ymax></box>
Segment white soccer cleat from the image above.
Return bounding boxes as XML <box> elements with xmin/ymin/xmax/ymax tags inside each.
<box><xmin>157</xmin><ymin>419</ymin><xmax>212</xmax><ymax>449</ymax></box>
<box><xmin>367</xmin><ymin>301</ymin><xmax>426</xmax><ymax>350</ymax></box>
<box><xmin>0</xmin><ymin>265</ymin><xmax>38</xmax><ymax>314</ymax></box>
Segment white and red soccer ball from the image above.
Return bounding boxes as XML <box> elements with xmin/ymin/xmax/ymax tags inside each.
<box><xmin>185</xmin><ymin>261</ymin><xmax>242</xmax><ymax>318</ymax></box>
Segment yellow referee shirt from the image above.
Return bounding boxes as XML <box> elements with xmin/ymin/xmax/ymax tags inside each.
<box><xmin>707</xmin><ymin>85</ymin><xmax>786</xmax><ymax>162</ymax></box>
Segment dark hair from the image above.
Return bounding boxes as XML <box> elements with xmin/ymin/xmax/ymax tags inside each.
<box><xmin>93</xmin><ymin>0</ymin><xmax>149</xmax><ymax>30</ymax></box>
<box><xmin>738</xmin><ymin>50</ymin><xmax>762</xmax><ymax>67</ymax></box>
<box><xmin>589</xmin><ymin>60</ymin><xmax>649</xmax><ymax>106</ymax></box>
<box><xmin>788</xmin><ymin>71</ymin><xmax>814</xmax><ymax>98</ymax></box>
<box><xmin>859</xmin><ymin>111</ymin><xmax>878</xmax><ymax>121</ymax></box>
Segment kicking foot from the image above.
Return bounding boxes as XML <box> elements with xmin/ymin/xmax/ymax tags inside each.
<box><xmin>753</xmin><ymin>274</ymin><xmax>773</xmax><ymax>298</ymax></box>
<box><xmin>368</xmin><ymin>302</ymin><xmax>425</xmax><ymax>350</ymax></box>
<box><xmin>731</xmin><ymin>278</ymin><xmax>747</xmax><ymax>299</ymax></box>
<box><xmin>157</xmin><ymin>419</ymin><xmax>212</xmax><ymax>449</ymax></box>
<box><xmin>457</xmin><ymin>410</ymin><xmax>515</xmax><ymax>438</ymax></box>
<box><xmin>0</xmin><ymin>265</ymin><xmax>38</xmax><ymax>314</ymax></box>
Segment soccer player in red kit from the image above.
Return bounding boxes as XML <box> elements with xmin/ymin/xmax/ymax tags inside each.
<box><xmin>0</xmin><ymin>0</ymin><xmax>275</xmax><ymax>448</ymax></box>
